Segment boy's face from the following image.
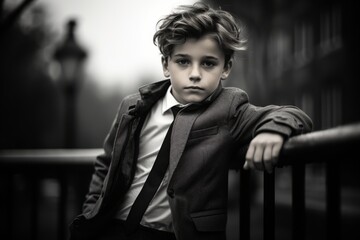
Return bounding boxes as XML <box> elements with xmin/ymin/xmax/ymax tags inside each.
<box><xmin>162</xmin><ymin>34</ymin><xmax>232</xmax><ymax>104</ymax></box>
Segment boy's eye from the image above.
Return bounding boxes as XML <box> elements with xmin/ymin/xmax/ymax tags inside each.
<box><xmin>176</xmin><ymin>59</ymin><xmax>190</xmax><ymax>65</ymax></box>
<box><xmin>202</xmin><ymin>61</ymin><xmax>216</xmax><ymax>68</ymax></box>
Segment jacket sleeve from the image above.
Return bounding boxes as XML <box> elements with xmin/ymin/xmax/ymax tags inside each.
<box><xmin>229</xmin><ymin>90</ymin><xmax>313</xmax><ymax>148</ymax></box>
<box><xmin>81</xmin><ymin>98</ymin><xmax>128</xmax><ymax>215</ymax></box>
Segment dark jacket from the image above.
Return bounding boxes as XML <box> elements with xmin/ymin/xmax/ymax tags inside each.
<box><xmin>69</xmin><ymin>79</ymin><xmax>312</xmax><ymax>240</ymax></box>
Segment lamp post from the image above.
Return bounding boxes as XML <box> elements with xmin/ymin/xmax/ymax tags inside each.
<box><xmin>53</xmin><ymin>19</ymin><xmax>87</xmax><ymax>148</ymax></box>
<box><xmin>53</xmin><ymin>19</ymin><xmax>87</xmax><ymax>240</ymax></box>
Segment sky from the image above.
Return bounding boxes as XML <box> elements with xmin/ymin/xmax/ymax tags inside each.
<box><xmin>14</xmin><ymin>0</ymin><xmax>197</xmax><ymax>92</ymax></box>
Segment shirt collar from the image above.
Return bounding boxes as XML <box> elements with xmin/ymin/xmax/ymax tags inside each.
<box><xmin>162</xmin><ymin>86</ymin><xmax>186</xmax><ymax>115</ymax></box>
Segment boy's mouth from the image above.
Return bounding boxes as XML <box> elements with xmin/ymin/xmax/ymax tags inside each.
<box><xmin>184</xmin><ymin>86</ymin><xmax>204</xmax><ymax>90</ymax></box>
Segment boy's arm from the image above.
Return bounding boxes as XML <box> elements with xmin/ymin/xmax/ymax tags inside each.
<box><xmin>81</xmin><ymin>100</ymin><xmax>126</xmax><ymax>214</ymax></box>
<box><xmin>229</xmin><ymin>91</ymin><xmax>313</xmax><ymax>172</ymax></box>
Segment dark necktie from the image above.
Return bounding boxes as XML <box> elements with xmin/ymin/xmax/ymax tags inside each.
<box><xmin>125</xmin><ymin>106</ymin><xmax>181</xmax><ymax>233</ymax></box>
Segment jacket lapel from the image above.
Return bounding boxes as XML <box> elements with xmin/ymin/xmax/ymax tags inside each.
<box><xmin>168</xmin><ymin>110</ymin><xmax>198</xmax><ymax>180</ymax></box>
<box><xmin>167</xmin><ymin>82</ymin><xmax>223</xmax><ymax>180</ymax></box>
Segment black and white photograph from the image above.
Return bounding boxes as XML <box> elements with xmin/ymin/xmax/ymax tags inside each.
<box><xmin>1</xmin><ymin>0</ymin><xmax>359</xmax><ymax>239</ymax></box>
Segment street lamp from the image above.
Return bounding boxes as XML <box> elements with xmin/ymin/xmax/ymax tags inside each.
<box><xmin>53</xmin><ymin>19</ymin><xmax>87</xmax><ymax>148</ymax></box>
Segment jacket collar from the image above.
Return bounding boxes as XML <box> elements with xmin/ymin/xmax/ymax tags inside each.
<box><xmin>126</xmin><ymin>80</ymin><xmax>169</xmax><ymax>116</ymax></box>
<box><xmin>129</xmin><ymin>79</ymin><xmax>223</xmax><ymax>116</ymax></box>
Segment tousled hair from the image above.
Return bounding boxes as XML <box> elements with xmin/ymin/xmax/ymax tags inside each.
<box><xmin>153</xmin><ymin>2</ymin><xmax>245</xmax><ymax>65</ymax></box>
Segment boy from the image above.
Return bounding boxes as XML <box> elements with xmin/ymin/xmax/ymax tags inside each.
<box><xmin>69</xmin><ymin>2</ymin><xmax>312</xmax><ymax>240</ymax></box>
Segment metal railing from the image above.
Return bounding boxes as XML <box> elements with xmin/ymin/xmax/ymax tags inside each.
<box><xmin>0</xmin><ymin>149</ymin><xmax>101</xmax><ymax>240</ymax></box>
<box><xmin>239</xmin><ymin>122</ymin><xmax>360</xmax><ymax>240</ymax></box>
<box><xmin>1</xmin><ymin>123</ymin><xmax>360</xmax><ymax>240</ymax></box>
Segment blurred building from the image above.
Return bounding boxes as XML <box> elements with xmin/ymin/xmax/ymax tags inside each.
<box><xmin>206</xmin><ymin>0</ymin><xmax>359</xmax><ymax>125</ymax></box>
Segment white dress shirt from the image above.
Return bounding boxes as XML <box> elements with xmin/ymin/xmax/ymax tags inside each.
<box><xmin>116</xmin><ymin>86</ymin><xmax>183</xmax><ymax>232</ymax></box>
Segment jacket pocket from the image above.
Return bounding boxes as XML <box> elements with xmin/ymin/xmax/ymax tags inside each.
<box><xmin>190</xmin><ymin>209</ymin><xmax>227</xmax><ymax>232</ymax></box>
<box><xmin>188</xmin><ymin>126</ymin><xmax>218</xmax><ymax>140</ymax></box>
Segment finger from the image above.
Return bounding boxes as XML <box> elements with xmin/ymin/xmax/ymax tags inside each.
<box><xmin>253</xmin><ymin>144</ymin><xmax>264</xmax><ymax>171</ymax></box>
<box><xmin>244</xmin><ymin>144</ymin><xmax>255</xmax><ymax>170</ymax></box>
<box><xmin>243</xmin><ymin>161</ymin><xmax>249</xmax><ymax>170</ymax></box>
<box><xmin>263</xmin><ymin>145</ymin><xmax>273</xmax><ymax>173</ymax></box>
<box><xmin>271</xmin><ymin>143</ymin><xmax>282</xmax><ymax>167</ymax></box>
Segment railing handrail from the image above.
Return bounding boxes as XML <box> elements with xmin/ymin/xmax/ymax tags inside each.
<box><xmin>278</xmin><ymin>122</ymin><xmax>360</xmax><ymax>166</ymax></box>
<box><xmin>0</xmin><ymin>148</ymin><xmax>102</xmax><ymax>166</ymax></box>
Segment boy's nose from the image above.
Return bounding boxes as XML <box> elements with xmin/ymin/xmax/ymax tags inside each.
<box><xmin>189</xmin><ymin>65</ymin><xmax>201</xmax><ymax>82</ymax></box>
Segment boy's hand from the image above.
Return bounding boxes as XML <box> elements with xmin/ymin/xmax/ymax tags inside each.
<box><xmin>243</xmin><ymin>132</ymin><xmax>284</xmax><ymax>173</ymax></box>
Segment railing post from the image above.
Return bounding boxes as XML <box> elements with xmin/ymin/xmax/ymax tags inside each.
<box><xmin>58</xmin><ymin>175</ymin><xmax>68</xmax><ymax>240</ymax></box>
<box><xmin>239</xmin><ymin>168</ymin><xmax>250</xmax><ymax>240</ymax></box>
<box><xmin>5</xmin><ymin>173</ymin><xmax>14</xmax><ymax>239</ymax></box>
<box><xmin>263</xmin><ymin>171</ymin><xmax>275</xmax><ymax>240</ymax></box>
<box><xmin>326</xmin><ymin>161</ymin><xmax>341</xmax><ymax>240</ymax></box>
<box><xmin>292</xmin><ymin>163</ymin><xmax>305</xmax><ymax>240</ymax></box>
<box><xmin>30</xmin><ymin>174</ymin><xmax>40</xmax><ymax>240</ymax></box>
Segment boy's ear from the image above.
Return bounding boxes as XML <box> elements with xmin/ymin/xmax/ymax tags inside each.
<box><xmin>221</xmin><ymin>60</ymin><xmax>233</xmax><ymax>80</ymax></box>
<box><xmin>162</xmin><ymin>57</ymin><xmax>170</xmax><ymax>78</ymax></box>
